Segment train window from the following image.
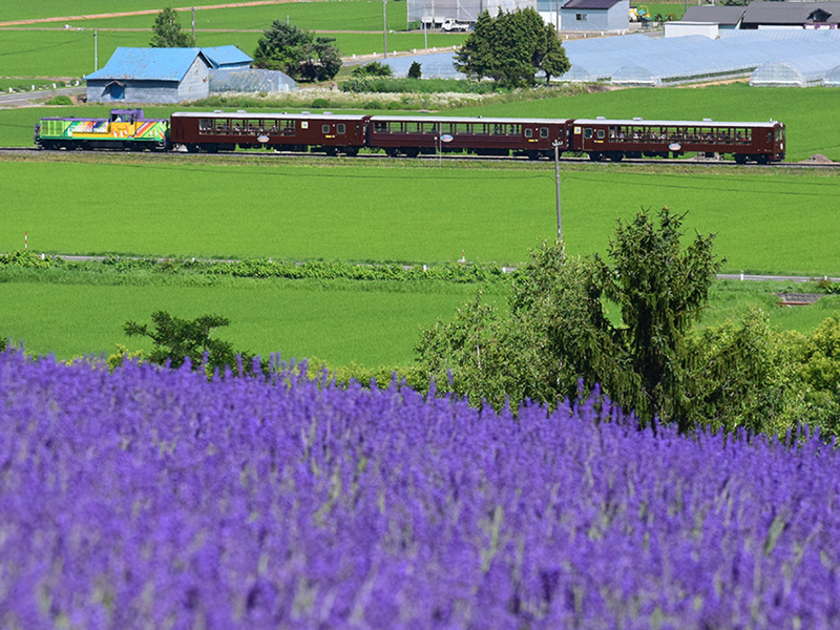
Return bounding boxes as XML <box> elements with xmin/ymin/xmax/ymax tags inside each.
<box><xmin>540</xmin><ymin>127</ymin><xmax>549</xmax><ymax>138</ymax></box>
<box><xmin>231</xmin><ymin>119</ymin><xmax>245</xmax><ymax>134</ymax></box>
<box><xmin>508</xmin><ymin>124</ymin><xmax>520</xmax><ymax>135</ymax></box>
<box><xmin>524</xmin><ymin>128</ymin><xmax>533</xmax><ymax>138</ymax></box>
<box><xmin>455</xmin><ymin>123</ymin><xmax>471</xmax><ymax>135</ymax></box>
<box><xmin>337</xmin><ymin>123</ymin><xmax>346</xmax><ymax>134</ymax></box>
<box><xmin>322</xmin><ymin>124</ymin><xmax>330</xmax><ymax>134</ymax></box>
<box><xmin>493</xmin><ymin>124</ymin><xmax>504</xmax><ymax>136</ymax></box>
<box><xmin>596</xmin><ymin>129</ymin><xmax>605</xmax><ymax>140</ymax></box>
<box><xmin>215</xmin><ymin>120</ymin><xmax>230</xmax><ymax>133</ymax></box>
<box><xmin>199</xmin><ymin>119</ymin><xmax>212</xmax><ymax>133</ymax></box>
<box><xmin>373</xmin><ymin>122</ymin><xmax>387</xmax><ymax>133</ymax></box>
<box><xmin>584</xmin><ymin>128</ymin><xmax>593</xmax><ymax>139</ymax></box>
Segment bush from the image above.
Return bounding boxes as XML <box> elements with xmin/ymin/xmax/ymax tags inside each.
<box><xmin>311</xmin><ymin>98</ymin><xmax>330</xmax><ymax>108</ymax></box>
<box><xmin>44</xmin><ymin>95</ymin><xmax>73</xmax><ymax>106</ymax></box>
<box><xmin>363</xmin><ymin>100</ymin><xmax>383</xmax><ymax>110</ymax></box>
<box><xmin>408</xmin><ymin>61</ymin><xmax>422</xmax><ymax>80</ymax></box>
<box><xmin>351</xmin><ymin>61</ymin><xmax>392</xmax><ymax>78</ymax></box>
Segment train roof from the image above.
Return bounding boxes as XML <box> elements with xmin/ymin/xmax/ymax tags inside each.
<box><xmin>170</xmin><ymin>111</ymin><xmax>368</xmax><ymax>121</ymax></box>
<box><xmin>369</xmin><ymin>115</ymin><xmax>569</xmax><ymax>125</ymax></box>
<box><xmin>572</xmin><ymin>118</ymin><xmax>783</xmax><ymax>128</ymax></box>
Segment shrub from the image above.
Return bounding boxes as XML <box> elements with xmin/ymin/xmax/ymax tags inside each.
<box><xmin>351</xmin><ymin>61</ymin><xmax>392</xmax><ymax>78</ymax></box>
<box><xmin>408</xmin><ymin>61</ymin><xmax>422</xmax><ymax>80</ymax></box>
<box><xmin>44</xmin><ymin>95</ymin><xmax>72</xmax><ymax>106</ymax></box>
<box><xmin>311</xmin><ymin>98</ymin><xmax>330</xmax><ymax>108</ymax></box>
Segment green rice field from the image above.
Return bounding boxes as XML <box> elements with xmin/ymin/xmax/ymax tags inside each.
<box><xmin>1</xmin><ymin>154</ymin><xmax>838</xmax><ymax>275</ymax></box>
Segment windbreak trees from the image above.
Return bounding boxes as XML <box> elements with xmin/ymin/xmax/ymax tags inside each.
<box><xmin>454</xmin><ymin>8</ymin><xmax>570</xmax><ymax>87</ymax></box>
<box><xmin>254</xmin><ymin>21</ymin><xmax>341</xmax><ymax>81</ymax></box>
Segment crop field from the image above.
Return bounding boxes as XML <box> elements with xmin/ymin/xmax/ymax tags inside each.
<box><xmin>26</xmin><ymin>1</ymin><xmax>411</xmax><ymax>33</ymax></box>
<box><xmin>6</xmin><ymin>354</ymin><xmax>840</xmax><ymax>627</ymax></box>
<box><xmin>0</xmin><ymin>28</ymin><xmax>463</xmax><ymax>79</ymax></box>
<box><xmin>1</xmin><ymin>154</ymin><xmax>838</xmax><ymax>274</ymax></box>
<box><xmin>0</xmin><ymin>275</ymin><xmax>482</xmax><ymax>365</ymax></box>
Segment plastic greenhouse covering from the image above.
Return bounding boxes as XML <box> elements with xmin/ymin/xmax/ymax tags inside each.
<box><xmin>209</xmin><ymin>68</ymin><xmax>298</xmax><ymax>94</ymax></box>
<box><xmin>384</xmin><ymin>29</ymin><xmax>840</xmax><ymax>86</ymax></box>
<box><xmin>823</xmin><ymin>64</ymin><xmax>840</xmax><ymax>87</ymax></box>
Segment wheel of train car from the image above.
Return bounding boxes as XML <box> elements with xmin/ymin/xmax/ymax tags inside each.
<box><xmin>384</xmin><ymin>148</ymin><xmax>400</xmax><ymax>158</ymax></box>
<box><xmin>756</xmin><ymin>155</ymin><xmax>769</xmax><ymax>165</ymax></box>
<box><xmin>344</xmin><ymin>147</ymin><xmax>359</xmax><ymax>157</ymax></box>
<box><xmin>403</xmin><ymin>148</ymin><xmax>420</xmax><ymax>158</ymax></box>
<box><xmin>588</xmin><ymin>152</ymin><xmax>603</xmax><ymax>162</ymax></box>
<box><xmin>185</xmin><ymin>144</ymin><xmax>200</xmax><ymax>153</ymax></box>
<box><xmin>608</xmin><ymin>152</ymin><xmax>624</xmax><ymax>163</ymax></box>
<box><xmin>734</xmin><ymin>154</ymin><xmax>747</xmax><ymax>165</ymax></box>
<box><xmin>526</xmin><ymin>150</ymin><xmax>540</xmax><ymax>161</ymax></box>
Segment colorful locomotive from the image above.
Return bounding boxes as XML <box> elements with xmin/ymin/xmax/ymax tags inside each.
<box><xmin>34</xmin><ymin>109</ymin><xmax>169</xmax><ymax>151</ymax></box>
<box><xmin>36</xmin><ymin>109</ymin><xmax>786</xmax><ymax>164</ymax></box>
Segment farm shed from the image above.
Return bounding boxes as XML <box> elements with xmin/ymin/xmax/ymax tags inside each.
<box><xmin>680</xmin><ymin>5</ymin><xmax>746</xmax><ymax>31</ymax></box>
<box><xmin>559</xmin><ymin>0</ymin><xmax>629</xmax><ymax>32</ymax></box>
<box><xmin>741</xmin><ymin>1</ymin><xmax>840</xmax><ymax>30</ymax></box>
<box><xmin>86</xmin><ymin>48</ymin><xmax>212</xmax><ymax>104</ymax></box>
<box><xmin>200</xmin><ymin>45</ymin><xmax>253</xmax><ymax>70</ymax></box>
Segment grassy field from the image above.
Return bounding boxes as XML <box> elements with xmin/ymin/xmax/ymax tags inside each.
<box><xmin>1</xmin><ymin>154</ymin><xmax>839</xmax><ymax>276</ymax></box>
<box><xmin>0</xmin><ymin>270</ymin><xmax>836</xmax><ymax>365</ymax></box>
<box><xmin>17</xmin><ymin>2</ymin><xmax>412</xmax><ymax>33</ymax></box>
<box><xmin>0</xmin><ymin>28</ymin><xmax>463</xmax><ymax>79</ymax></box>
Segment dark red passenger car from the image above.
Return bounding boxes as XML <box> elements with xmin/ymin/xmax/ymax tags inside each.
<box><xmin>569</xmin><ymin>118</ymin><xmax>786</xmax><ymax>163</ymax></box>
<box><xmin>169</xmin><ymin>111</ymin><xmax>369</xmax><ymax>155</ymax></box>
<box><xmin>367</xmin><ymin>116</ymin><xmax>570</xmax><ymax>159</ymax></box>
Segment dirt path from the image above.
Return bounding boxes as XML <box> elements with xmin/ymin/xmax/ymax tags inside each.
<box><xmin>0</xmin><ymin>1</ymin><xmax>310</xmax><ymax>27</ymax></box>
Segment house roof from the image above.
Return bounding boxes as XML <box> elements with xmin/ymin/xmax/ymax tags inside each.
<box><xmin>200</xmin><ymin>45</ymin><xmax>252</xmax><ymax>68</ymax></box>
<box><xmin>563</xmin><ymin>0</ymin><xmax>624</xmax><ymax>10</ymax></box>
<box><xmin>681</xmin><ymin>5</ymin><xmax>746</xmax><ymax>25</ymax></box>
<box><xmin>86</xmin><ymin>48</ymin><xmax>210</xmax><ymax>82</ymax></box>
<box><xmin>742</xmin><ymin>1</ymin><xmax>840</xmax><ymax>25</ymax></box>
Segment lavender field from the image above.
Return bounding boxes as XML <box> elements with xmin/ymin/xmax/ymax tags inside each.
<box><xmin>1</xmin><ymin>349</ymin><xmax>839</xmax><ymax>629</ymax></box>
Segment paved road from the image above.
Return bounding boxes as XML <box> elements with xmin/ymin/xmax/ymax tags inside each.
<box><xmin>0</xmin><ymin>86</ymin><xmax>84</xmax><ymax>108</ymax></box>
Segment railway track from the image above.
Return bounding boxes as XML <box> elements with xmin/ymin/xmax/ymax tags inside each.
<box><xmin>3</xmin><ymin>145</ymin><xmax>838</xmax><ymax>168</ymax></box>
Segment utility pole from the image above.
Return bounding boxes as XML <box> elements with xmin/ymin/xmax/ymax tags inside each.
<box><xmin>553</xmin><ymin>140</ymin><xmax>563</xmax><ymax>243</ymax></box>
<box><xmin>94</xmin><ymin>30</ymin><xmax>98</xmax><ymax>71</ymax></box>
<box><xmin>383</xmin><ymin>0</ymin><xmax>388</xmax><ymax>58</ymax></box>
<box><xmin>192</xmin><ymin>7</ymin><xmax>196</xmax><ymax>43</ymax></box>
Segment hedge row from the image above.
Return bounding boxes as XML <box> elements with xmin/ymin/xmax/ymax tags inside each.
<box><xmin>0</xmin><ymin>251</ymin><xmax>512</xmax><ymax>284</ymax></box>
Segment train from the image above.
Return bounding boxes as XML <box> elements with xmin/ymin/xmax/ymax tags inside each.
<box><xmin>35</xmin><ymin>108</ymin><xmax>786</xmax><ymax>164</ymax></box>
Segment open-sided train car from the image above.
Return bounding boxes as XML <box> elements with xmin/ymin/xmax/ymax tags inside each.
<box><xmin>34</xmin><ymin>109</ymin><xmax>169</xmax><ymax>151</ymax></box>
<box><xmin>169</xmin><ymin>111</ymin><xmax>369</xmax><ymax>155</ymax></box>
<box><xmin>569</xmin><ymin>118</ymin><xmax>785</xmax><ymax>163</ymax></box>
<box><xmin>367</xmin><ymin>116</ymin><xmax>569</xmax><ymax>158</ymax></box>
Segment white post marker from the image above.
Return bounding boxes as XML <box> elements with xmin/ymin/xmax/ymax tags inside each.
<box><xmin>24</xmin><ymin>232</ymin><xmax>28</xmax><ymax>250</ymax></box>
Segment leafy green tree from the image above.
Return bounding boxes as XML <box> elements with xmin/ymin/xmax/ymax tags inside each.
<box><xmin>534</xmin><ymin>23</ymin><xmax>570</xmax><ymax>84</ymax></box>
<box><xmin>299</xmin><ymin>36</ymin><xmax>342</xmax><ymax>82</ymax></box>
<box><xmin>408</xmin><ymin>61</ymin><xmax>422</xmax><ymax>79</ymax></box>
<box><xmin>454</xmin><ymin>11</ymin><xmax>496</xmax><ymax>81</ymax></box>
<box><xmin>454</xmin><ymin>8</ymin><xmax>569</xmax><ymax>87</ymax></box>
<box><xmin>417</xmin><ymin>208</ymin><xmax>722</xmax><ymax>430</ymax></box>
<box><xmin>124</xmin><ymin>311</ymin><xmax>263</xmax><ymax>377</ymax></box>
<box><xmin>150</xmin><ymin>7</ymin><xmax>195</xmax><ymax>48</ymax></box>
<box><xmin>253</xmin><ymin>21</ymin><xmax>341</xmax><ymax>81</ymax></box>
<box><xmin>593</xmin><ymin>208</ymin><xmax>720</xmax><ymax>429</ymax></box>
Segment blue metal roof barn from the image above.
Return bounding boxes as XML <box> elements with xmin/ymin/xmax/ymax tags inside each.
<box><xmin>86</xmin><ymin>48</ymin><xmax>213</xmax><ymax>103</ymax></box>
